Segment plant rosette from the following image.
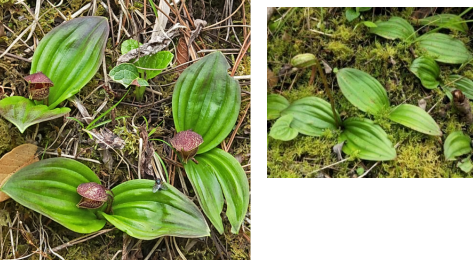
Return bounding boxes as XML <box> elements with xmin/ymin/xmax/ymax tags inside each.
<box><xmin>30</xmin><ymin>17</ymin><xmax>109</xmax><ymax>109</ymax></box>
<box><xmin>171</xmin><ymin>52</ymin><xmax>249</xmax><ymax>234</ymax></box>
<box><xmin>0</xmin><ymin>158</ymin><xmax>210</xmax><ymax>239</ymax></box>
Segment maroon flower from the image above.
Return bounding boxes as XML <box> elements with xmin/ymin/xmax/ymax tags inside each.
<box><xmin>24</xmin><ymin>72</ymin><xmax>54</xmax><ymax>101</ymax></box>
<box><xmin>76</xmin><ymin>182</ymin><xmax>109</xmax><ymax>209</ymax></box>
<box><xmin>170</xmin><ymin>130</ymin><xmax>203</xmax><ymax>163</ymax></box>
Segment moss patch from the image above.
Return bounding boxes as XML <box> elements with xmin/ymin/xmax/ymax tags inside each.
<box><xmin>268</xmin><ymin>7</ymin><xmax>473</xmax><ymax>177</ymax></box>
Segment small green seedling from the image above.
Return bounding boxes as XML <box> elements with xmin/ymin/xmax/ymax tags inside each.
<box><xmin>110</xmin><ymin>39</ymin><xmax>173</xmax><ymax>101</ymax></box>
<box><xmin>345</xmin><ymin>7</ymin><xmax>371</xmax><ymax>22</ymax></box>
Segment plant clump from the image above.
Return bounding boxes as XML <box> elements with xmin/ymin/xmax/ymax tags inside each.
<box><xmin>268</xmin><ymin>7</ymin><xmax>473</xmax><ymax>177</ymax></box>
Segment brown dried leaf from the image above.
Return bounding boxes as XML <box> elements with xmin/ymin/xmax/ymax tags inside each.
<box><xmin>176</xmin><ymin>37</ymin><xmax>189</xmax><ymax>71</ymax></box>
<box><xmin>0</xmin><ymin>144</ymin><xmax>39</xmax><ymax>202</ymax></box>
<box><xmin>412</xmin><ymin>7</ymin><xmax>436</xmax><ymax>19</ymax></box>
<box><xmin>139</xmin><ymin>126</ymin><xmax>155</xmax><ymax>177</ymax></box>
<box><xmin>267</xmin><ymin>67</ymin><xmax>278</xmax><ymax>89</ymax></box>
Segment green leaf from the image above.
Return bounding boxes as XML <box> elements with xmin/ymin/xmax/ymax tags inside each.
<box><xmin>444</xmin><ymin>131</ymin><xmax>472</xmax><ymax>161</ymax></box>
<box><xmin>121</xmin><ymin>39</ymin><xmax>142</xmax><ymax>54</ymax></box>
<box><xmin>369</xmin><ymin>17</ymin><xmax>416</xmax><ymax>42</ymax></box>
<box><xmin>345</xmin><ymin>8</ymin><xmax>360</xmax><ymax>22</ymax></box>
<box><xmin>30</xmin><ymin>17</ymin><xmax>109</xmax><ymax>109</ymax></box>
<box><xmin>290</xmin><ymin>53</ymin><xmax>317</xmax><ymax>68</ymax></box>
<box><xmin>361</xmin><ymin>21</ymin><xmax>377</xmax><ymax>28</ymax></box>
<box><xmin>339</xmin><ymin>117</ymin><xmax>396</xmax><ymax>161</ymax></box>
<box><xmin>416</xmin><ymin>33</ymin><xmax>472</xmax><ymax>64</ymax></box>
<box><xmin>0</xmin><ymin>96</ymin><xmax>70</xmax><ymax>133</ymax></box>
<box><xmin>409</xmin><ymin>56</ymin><xmax>440</xmax><ymax>89</ymax></box>
<box><xmin>184</xmin><ymin>157</ymin><xmax>224</xmax><ymax>233</ymax></box>
<box><xmin>99</xmin><ymin>179</ymin><xmax>209</xmax><ymax>240</ymax></box>
<box><xmin>281</xmin><ymin>96</ymin><xmax>340</xmax><ymax>136</ymax></box>
<box><xmin>269</xmin><ymin>114</ymin><xmax>298</xmax><ymax>141</ymax></box>
<box><xmin>267</xmin><ymin>94</ymin><xmax>290</xmax><ymax>120</ymax></box>
<box><xmin>457</xmin><ymin>156</ymin><xmax>473</xmax><ymax>173</ymax></box>
<box><xmin>120</xmin><ymin>40</ymin><xmax>173</xmax><ymax>79</ymax></box>
<box><xmin>447</xmin><ymin>75</ymin><xmax>473</xmax><ymax>100</ymax></box>
<box><xmin>336</xmin><ymin>68</ymin><xmax>390</xmax><ymax>116</ymax></box>
<box><xmin>0</xmin><ymin>158</ymin><xmax>106</xmax><ymax>233</ymax></box>
<box><xmin>172</xmin><ymin>52</ymin><xmax>240</xmax><ymax>154</ymax></box>
<box><xmin>388</xmin><ymin>104</ymin><xmax>441</xmax><ymax>136</ymax></box>
<box><xmin>109</xmin><ymin>63</ymin><xmax>149</xmax><ymax>88</ymax></box>
<box><xmin>184</xmin><ymin>148</ymin><xmax>249</xmax><ymax>234</ymax></box>
<box><xmin>419</xmin><ymin>14</ymin><xmax>468</xmax><ymax>33</ymax></box>
<box><xmin>269</xmin><ymin>20</ymin><xmax>282</xmax><ymax>32</ymax></box>
<box><xmin>136</xmin><ymin>51</ymin><xmax>174</xmax><ymax>79</ymax></box>
<box><xmin>356</xmin><ymin>7</ymin><xmax>372</xmax><ymax>12</ymax></box>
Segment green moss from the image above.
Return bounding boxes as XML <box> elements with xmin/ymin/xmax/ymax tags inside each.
<box><xmin>326</xmin><ymin>41</ymin><xmax>353</xmax><ymax>61</ymax></box>
<box><xmin>0</xmin><ymin>118</ymin><xmax>24</xmax><ymax>156</ymax></box>
<box><xmin>332</xmin><ymin>25</ymin><xmax>356</xmax><ymax>42</ymax></box>
<box><xmin>382</xmin><ymin>135</ymin><xmax>445</xmax><ymax>178</ymax></box>
<box><xmin>268</xmin><ymin>7</ymin><xmax>473</xmax><ymax>177</ymax></box>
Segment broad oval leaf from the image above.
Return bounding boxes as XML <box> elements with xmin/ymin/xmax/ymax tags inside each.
<box><xmin>0</xmin><ymin>96</ymin><xmax>70</xmax><ymax>133</ymax></box>
<box><xmin>184</xmin><ymin>157</ymin><xmax>224</xmax><ymax>233</ymax></box>
<box><xmin>30</xmin><ymin>17</ymin><xmax>109</xmax><ymax>109</ymax></box>
<box><xmin>172</xmin><ymin>52</ymin><xmax>241</xmax><ymax>154</ymax></box>
<box><xmin>361</xmin><ymin>21</ymin><xmax>377</xmax><ymax>28</ymax></box>
<box><xmin>419</xmin><ymin>14</ymin><xmax>468</xmax><ymax>33</ymax></box>
<box><xmin>136</xmin><ymin>51</ymin><xmax>174</xmax><ymax>79</ymax></box>
<box><xmin>0</xmin><ymin>158</ymin><xmax>106</xmax><ymax>233</ymax></box>
<box><xmin>416</xmin><ymin>33</ymin><xmax>472</xmax><ymax>64</ymax></box>
<box><xmin>356</xmin><ymin>7</ymin><xmax>372</xmax><ymax>12</ymax></box>
<box><xmin>339</xmin><ymin>117</ymin><xmax>396</xmax><ymax>161</ymax></box>
<box><xmin>267</xmin><ymin>94</ymin><xmax>290</xmax><ymax>120</ymax></box>
<box><xmin>336</xmin><ymin>68</ymin><xmax>390</xmax><ymax>116</ymax></box>
<box><xmin>369</xmin><ymin>17</ymin><xmax>416</xmax><ymax>42</ymax></box>
<box><xmin>281</xmin><ymin>96</ymin><xmax>340</xmax><ymax>136</ymax></box>
<box><xmin>409</xmin><ymin>56</ymin><xmax>440</xmax><ymax>89</ymax></box>
<box><xmin>121</xmin><ymin>39</ymin><xmax>142</xmax><ymax>54</ymax></box>
<box><xmin>444</xmin><ymin>131</ymin><xmax>472</xmax><ymax>161</ymax></box>
<box><xmin>457</xmin><ymin>156</ymin><xmax>473</xmax><ymax>173</ymax></box>
<box><xmin>448</xmin><ymin>75</ymin><xmax>473</xmax><ymax>100</ymax></box>
<box><xmin>388</xmin><ymin>104</ymin><xmax>441</xmax><ymax>136</ymax></box>
<box><xmin>99</xmin><ymin>179</ymin><xmax>209</xmax><ymax>240</ymax></box>
<box><xmin>184</xmin><ymin>148</ymin><xmax>249</xmax><ymax>234</ymax></box>
<box><xmin>345</xmin><ymin>8</ymin><xmax>360</xmax><ymax>22</ymax></box>
<box><xmin>269</xmin><ymin>114</ymin><xmax>298</xmax><ymax>141</ymax></box>
<box><xmin>119</xmin><ymin>39</ymin><xmax>173</xmax><ymax>80</ymax></box>
<box><xmin>109</xmin><ymin>63</ymin><xmax>149</xmax><ymax>88</ymax></box>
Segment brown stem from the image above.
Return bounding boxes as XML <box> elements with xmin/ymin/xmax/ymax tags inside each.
<box><xmin>309</xmin><ymin>65</ymin><xmax>316</xmax><ymax>86</ymax></box>
<box><xmin>313</xmin><ymin>57</ymin><xmax>342</xmax><ymax>127</ymax></box>
<box><xmin>105</xmin><ymin>192</ymin><xmax>114</xmax><ymax>214</ymax></box>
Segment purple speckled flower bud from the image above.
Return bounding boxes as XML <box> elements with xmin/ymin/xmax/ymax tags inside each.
<box><xmin>170</xmin><ymin>130</ymin><xmax>203</xmax><ymax>163</ymax></box>
<box><xmin>76</xmin><ymin>182</ymin><xmax>108</xmax><ymax>209</ymax></box>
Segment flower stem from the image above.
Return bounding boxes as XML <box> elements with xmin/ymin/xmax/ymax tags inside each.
<box><xmin>312</xmin><ymin>57</ymin><xmax>342</xmax><ymax>127</ymax></box>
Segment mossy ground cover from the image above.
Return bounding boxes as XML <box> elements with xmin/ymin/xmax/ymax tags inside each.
<box><xmin>0</xmin><ymin>0</ymin><xmax>250</xmax><ymax>258</ymax></box>
<box><xmin>268</xmin><ymin>7</ymin><xmax>473</xmax><ymax>178</ymax></box>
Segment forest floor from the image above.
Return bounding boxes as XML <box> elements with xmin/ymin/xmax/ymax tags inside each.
<box><xmin>0</xmin><ymin>0</ymin><xmax>250</xmax><ymax>259</ymax></box>
<box><xmin>268</xmin><ymin>7</ymin><xmax>473</xmax><ymax>178</ymax></box>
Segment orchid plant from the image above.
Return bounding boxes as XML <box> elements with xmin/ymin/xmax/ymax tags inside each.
<box><xmin>0</xmin><ymin>17</ymin><xmax>109</xmax><ymax>133</ymax></box>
